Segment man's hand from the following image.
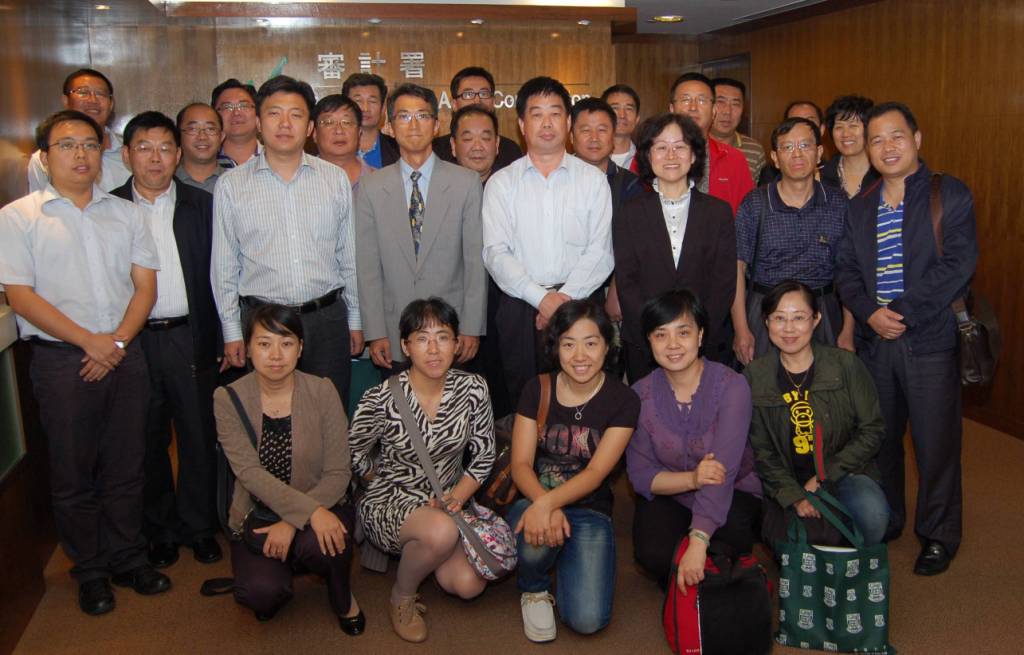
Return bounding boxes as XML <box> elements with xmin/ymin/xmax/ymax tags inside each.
<box><xmin>79</xmin><ymin>358</ymin><xmax>113</xmax><ymax>382</ymax></box>
<box><xmin>224</xmin><ymin>340</ymin><xmax>246</xmax><ymax>368</ymax></box>
<box><xmin>368</xmin><ymin>338</ymin><xmax>393</xmax><ymax>369</ymax></box>
<box><xmin>350</xmin><ymin>329</ymin><xmax>365</xmax><ymax>356</ymax></box>
<box><xmin>733</xmin><ymin>325</ymin><xmax>756</xmax><ymax>366</ymax></box>
<box><xmin>867</xmin><ymin>307</ymin><xmax>906</xmax><ymax>340</ymax></box>
<box><xmin>605</xmin><ymin>280</ymin><xmax>623</xmax><ymax>322</ymax></box>
<box><xmin>80</xmin><ymin>333</ymin><xmax>125</xmax><ymax>371</ymax></box>
<box><xmin>456</xmin><ymin>335</ymin><xmax>480</xmax><ymax>363</ymax></box>
<box><xmin>535</xmin><ymin>291</ymin><xmax>571</xmax><ymax>330</ymax></box>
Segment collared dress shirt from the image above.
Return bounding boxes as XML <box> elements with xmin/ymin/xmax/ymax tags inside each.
<box><xmin>176</xmin><ymin>163</ymin><xmax>226</xmax><ymax>194</ymax></box>
<box><xmin>482</xmin><ymin>152</ymin><xmax>613</xmax><ymax>309</ymax></box>
<box><xmin>211</xmin><ymin>151</ymin><xmax>361</xmax><ymax>343</ymax></box>
<box><xmin>133</xmin><ymin>182</ymin><xmax>189</xmax><ymax>318</ymax></box>
<box><xmin>0</xmin><ymin>184</ymin><xmax>160</xmax><ymax>340</ymax></box>
<box><xmin>27</xmin><ymin>128</ymin><xmax>131</xmax><ymax>193</ymax></box>
<box><xmin>653</xmin><ymin>179</ymin><xmax>695</xmax><ymax>267</ymax></box>
<box><xmin>399</xmin><ymin>153</ymin><xmax>436</xmax><ymax>208</ymax></box>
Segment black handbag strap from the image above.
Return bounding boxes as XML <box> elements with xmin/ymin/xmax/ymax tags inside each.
<box><xmin>749</xmin><ymin>186</ymin><xmax>770</xmax><ymax>282</ymax></box>
<box><xmin>225</xmin><ymin>386</ymin><xmax>259</xmax><ymax>449</ymax></box>
<box><xmin>928</xmin><ymin>173</ymin><xmax>971</xmax><ymax>324</ymax></box>
<box><xmin>387</xmin><ymin>376</ymin><xmax>503</xmax><ymax>574</ymax></box>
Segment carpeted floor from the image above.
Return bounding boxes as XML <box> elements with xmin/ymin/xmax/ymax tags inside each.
<box><xmin>14</xmin><ymin>419</ymin><xmax>1024</xmax><ymax>655</ymax></box>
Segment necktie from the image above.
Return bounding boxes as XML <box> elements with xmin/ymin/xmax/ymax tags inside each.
<box><xmin>409</xmin><ymin>170</ymin><xmax>424</xmax><ymax>257</ymax></box>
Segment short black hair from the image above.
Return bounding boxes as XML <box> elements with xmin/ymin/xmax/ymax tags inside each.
<box><xmin>669</xmin><ymin>72</ymin><xmax>713</xmax><ymax>101</ymax></box>
<box><xmin>123</xmin><ymin>111</ymin><xmax>180</xmax><ymax>148</ymax></box>
<box><xmin>825</xmin><ymin>95</ymin><xmax>874</xmax><ymax>134</ymax></box>
<box><xmin>35</xmin><ymin>110</ymin><xmax>102</xmax><ymax>152</ymax></box>
<box><xmin>711</xmin><ymin>77</ymin><xmax>746</xmax><ymax>99</ymax></box>
<box><xmin>543</xmin><ymin>299</ymin><xmax>619</xmax><ymax>373</ymax></box>
<box><xmin>256</xmin><ymin>75</ymin><xmax>315</xmax><ymax>116</ymax></box>
<box><xmin>570</xmin><ymin>97</ymin><xmax>617</xmax><ymax>130</ymax></box>
<box><xmin>450</xmin><ymin>105</ymin><xmax>498</xmax><ymax>138</ymax></box>
<box><xmin>342</xmin><ymin>73</ymin><xmax>388</xmax><ymax>103</ymax></box>
<box><xmin>450</xmin><ymin>66</ymin><xmax>495</xmax><ymax>97</ymax></box>
<box><xmin>386</xmin><ymin>83</ymin><xmax>438</xmax><ymax>122</ymax></box>
<box><xmin>641</xmin><ymin>288</ymin><xmax>709</xmax><ymax>339</ymax></box>
<box><xmin>244</xmin><ymin>303</ymin><xmax>305</xmax><ymax>345</ymax></box>
<box><xmin>515</xmin><ymin>76</ymin><xmax>572</xmax><ymax>120</ymax></box>
<box><xmin>770</xmin><ymin>117</ymin><xmax>822</xmax><ymax>151</ymax></box>
<box><xmin>784</xmin><ymin>100</ymin><xmax>824</xmax><ymax>126</ymax></box>
<box><xmin>211</xmin><ymin>78</ymin><xmax>257</xmax><ymax>109</ymax></box>
<box><xmin>400</xmin><ymin>298</ymin><xmax>460</xmax><ymax>341</ymax></box>
<box><xmin>600</xmin><ymin>84</ymin><xmax>640</xmax><ymax>113</ymax></box>
<box><xmin>176</xmin><ymin>102</ymin><xmax>223</xmax><ymax>131</ymax></box>
<box><xmin>312</xmin><ymin>94</ymin><xmax>363</xmax><ymax>126</ymax></box>
<box><xmin>760</xmin><ymin>280</ymin><xmax>819</xmax><ymax>320</ymax></box>
<box><xmin>866</xmin><ymin>101</ymin><xmax>919</xmax><ymax>134</ymax></box>
<box><xmin>634</xmin><ymin>113</ymin><xmax>707</xmax><ymax>185</ymax></box>
<box><xmin>62</xmin><ymin>68</ymin><xmax>113</xmax><ymax>97</ymax></box>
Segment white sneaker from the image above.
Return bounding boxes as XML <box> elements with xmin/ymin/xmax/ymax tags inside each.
<box><xmin>520</xmin><ymin>591</ymin><xmax>557</xmax><ymax>642</ymax></box>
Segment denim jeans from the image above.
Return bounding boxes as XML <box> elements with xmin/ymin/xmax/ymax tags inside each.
<box><xmin>832</xmin><ymin>474</ymin><xmax>890</xmax><ymax>546</ymax></box>
<box><xmin>506</xmin><ymin>498</ymin><xmax>616</xmax><ymax>635</ymax></box>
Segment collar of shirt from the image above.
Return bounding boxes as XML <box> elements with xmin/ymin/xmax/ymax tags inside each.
<box><xmin>359</xmin><ymin>134</ymin><xmax>382</xmax><ymax>158</ymax></box>
<box><xmin>768</xmin><ymin>179</ymin><xmax>829</xmax><ymax>213</ymax></box>
<box><xmin>652</xmin><ymin>178</ymin><xmax>695</xmax><ymax>205</ymax></box>
<box><xmin>132</xmin><ymin>180</ymin><xmax>176</xmax><ymax>207</ymax></box>
<box><xmin>525</xmin><ymin>150</ymin><xmax>571</xmax><ymax>176</ymax></box>
<box><xmin>253</xmin><ymin>150</ymin><xmax>315</xmax><ymax>181</ymax></box>
<box><xmin>176</xmin><ymin>163</ymin><xmax>224</xmax><ymax>184</ymax></box>
<box><xmin>605</xmin><ymin>159</ymin><xmax>620</xmax><ymax>182</ymax></box>
<box><xmin>41</xmin><ymin>182</ymin><xmax>115</xmax><ymax>210</ymax></box>
<box><xmin>707</xmin><ymin>137</ymin><xmax>729</xmax><ymax>165</ymax></box>
<box><xmin>399</xmin><ymin>152</ymin><xmax>437</xmax><ymax>192</ymax></box>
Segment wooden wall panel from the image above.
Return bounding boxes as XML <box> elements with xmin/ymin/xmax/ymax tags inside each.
<box><xmin>613</xmin><ymin>39</ymin><xmax>700</xmax><ymax>124</ymax></box>
<box><xmin>700</xmin><ymin>0</ymin><xmax>1024</xmax><ymax>436</ymax></box>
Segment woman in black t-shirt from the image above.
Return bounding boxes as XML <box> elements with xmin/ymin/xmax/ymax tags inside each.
<box><xmin>507</xmin><ymin>300</ymin><xmax>640</xmax><ymax>643</ymax></box>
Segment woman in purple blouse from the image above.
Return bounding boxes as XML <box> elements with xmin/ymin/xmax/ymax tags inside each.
<box><xmin>626</xmin><ymin>289</ymin><xmax>762</xmax><ymax>591</ymax></box>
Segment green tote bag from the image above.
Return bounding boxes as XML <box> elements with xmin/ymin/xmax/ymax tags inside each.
<box><xmin>775</xmin><ymin>488</ymin><xmax>894</xmax><ymax>654</ymax></box>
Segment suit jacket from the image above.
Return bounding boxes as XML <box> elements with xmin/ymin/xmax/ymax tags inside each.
<box><xmin>614</xmin><ymin>188</ymin><xmax>736</xmax><ymax>357</ymax></box>
<box><xmin>380</xmin><ymin>133</ymin><xmax>401</xmax><ymax>167</ymax></box>
<box><xmin>213</xmin><ymin>370</ymin><xmax>351</xmax><ymax>532</ymax></box>
<box><xmin>111</xmin><ymin>177</ymin><xmax>221</xmax><ymax>368</ymax></box>
<box><xmin>355</xmin><ymin>157</ymin><xmax>487</xmax><ymax>358</ymax></box>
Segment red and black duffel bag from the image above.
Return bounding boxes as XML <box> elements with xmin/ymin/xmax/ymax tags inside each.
<box><xmin>663</xmin><ymin>536</ymin><xmax>773</xmax><ymax>655</ymax></box>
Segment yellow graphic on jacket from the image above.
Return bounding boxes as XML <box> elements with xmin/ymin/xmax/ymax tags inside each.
<box><xmin>783</xmin><ymin>389</ymin><xmax>815</xmax><ymax>455</ymax></box>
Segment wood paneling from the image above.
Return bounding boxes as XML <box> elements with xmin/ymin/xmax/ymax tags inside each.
<box><xmin>613</xmin><ymin>39</ymin><xmax>699</xmax><ymax>124</ymax></box>
<box><xmin>700</xmin><ymin>0</ymin><xmax>1024</xmax><ymax>437</ymax></box>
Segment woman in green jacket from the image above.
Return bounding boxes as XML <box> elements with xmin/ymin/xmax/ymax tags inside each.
<box><xmin>745</xmin><ymin>280</ymin><xmax>890</xmax><ymax>546</ymax></box>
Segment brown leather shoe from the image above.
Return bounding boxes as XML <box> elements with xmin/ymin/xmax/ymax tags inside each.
<box><xmin>389</xmin><ymin>595</ymin><xmax>428</xmax><ymax>643</ymax></box>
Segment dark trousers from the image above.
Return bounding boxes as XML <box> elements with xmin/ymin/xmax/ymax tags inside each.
<box><xmin>860</xmin><ymin>338</ymin><xmax>963</xmax><ymax>555</ymax></box>
<box><xmin>632</xmin><ymin>491</ymin><xmax>762</xmax><ymax>589</ymax></box>
<box><xmin>494</xmin><ymin>292</ymin><xmax>550</xmax><ymax>409</ymax></box>
<box><xmin>29</xmin><ymin>341</ymin><xmax>150</xmax><ymax>582</ymax></box>
<box><xmin>482</xmin><ymin>276</ymin><xmax>513</xmax><ymax>418</ymax></box>
<box><xmin>140</xmin><ymin>323</ymin><xmax>218</xmax><ymax>543</ymax></box>
<box><xmin>230</xmin><ymin>504</ymin><xmax>355</xmax><ymax>619</ymax></box>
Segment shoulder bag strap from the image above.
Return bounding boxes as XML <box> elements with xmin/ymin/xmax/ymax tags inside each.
<box><xmin>226</xmin><ymin>386</ymin><xmax>259</xmax><ymax>449</ymax></box>
<box><xmin>930</xmin><ymin>174</ymin><xmax>971</xmax><ymax>319</ymax></box>
<box><xmin>749</xmin><ymin>186</ymin><xmax>770</xmax><ymax>281</ymax></box>
<box><xmin>536</xmin><ymin>373</ymin><xmax>551</xmax><ymax>438</ymax></box>
<box><xmin>387</xmin><ymin>376</ymin><xmax>503</xmax><ymax>573</ymax></box>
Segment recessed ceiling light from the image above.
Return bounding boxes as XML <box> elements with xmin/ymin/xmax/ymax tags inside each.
<box><xmin>361</xmin><ymin>30</ymin><xmax>370</xmax><ymax>37</ymax></box>
<box><xmin>456</xmin><ymin>31</ymin><xmax>464</xmax><ymax>38</ymax></box>
<box><xmin>577</xmin><ymin>19</ymin><xmax>591</xmax><ymax>26</ymax></box>
<box><xmin>550</xmin><ymin>32</ymin><xmax>560</xmax><ymax>38</ymax></box>
<box><xmin>649</xmin><ymin>15</ymin><xmax>684</xmax><ymax>23</ymax></box>
<box><xmin>367</xmin><ymin>17</ymin><xmax>382</xmax><ymax>25</ymax></box>
<box><xmin>94</xmin><ymin>4</ymin><xmax>110</xmax><ymax>9</ymax></box>
<box><xmin>470</xmin><ymin>18</ymin><xmax>485</xmax><ymax>25</ymax></box>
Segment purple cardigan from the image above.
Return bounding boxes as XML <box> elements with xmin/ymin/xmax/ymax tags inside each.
<box><xmin>626</xmin><ymin>360</ymin><xmax>762</xmax><ymax>535</ymax></box>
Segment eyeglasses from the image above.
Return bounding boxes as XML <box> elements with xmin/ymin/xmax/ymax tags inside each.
<box><xmin>131</xmin><ymin>143</ymin><xmax>177</xmax><ymax>156</ymax></box>
<box><xmin>182</xmin><ymin>125</ymin><xmax>220</xmax><ymax>137</ymax></box>
<box><xmin>458</xmin><ymin>89</ymin><xmax>493</xmax><ymax>101</ymax></box>
<box><xmin>650</xmin><ymin>141</ymin><xmax>691</xmax><ymax>158</ymax></box>
<box><xmin>777</xmin><ymin>141</ymin><xmax>816</xmax><ymax>154</ymax></box>
<box><xmin>393</xmin><ymin>111</ymin><xmax>435</xmax><ymax>124</ymax></box>
<box><xmin>317</xmin><ymin>118</ymin><xmax>358</xmax><ymax>130</ymax></box>
<box><xmin>48</xmin><ymin>139</ymin><xmax>102</xmax><ymax>153</ymax></box>
<box><xmin>69</xmin><ymin>87</ymin><xmax>111</xmax><ymax>101</ymax></box>
<box><xmin>216</xmin><ymin>102</ymin><xmax>255</xmax><ymax>113</ymax></box>
<box><xmin>768</xmin><ymin>314</ymin><xmax>813</xmax><ymax>327</ymax></box>
<box><xmin>673</xmin><ymin>94</ymin><xmax>711</xmax><ymax>107</ymax></box>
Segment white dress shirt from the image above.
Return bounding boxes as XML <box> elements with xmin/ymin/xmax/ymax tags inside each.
<box><xmin>653</xmin><ymin>179</ymin><xmax>695</xmax><ymax>267</ymax></box>
<box><xmin>482</xmin><ymin>152</ymin><xmax>613</xmax><ymax>308</ymax></box>
<box><xmin>27</xmin><ymin>128</ymin><xmax>131</xmax><ymax>193</ymax></box>
<box><xmin>133</xmin><ymin>182</ymin><xmax>189</xmax><ymax>318</ymax></box>
<box><xmin>0</xmin><ymin>184</ymin><xmax>159</xmax><ymax>340</ymax></box>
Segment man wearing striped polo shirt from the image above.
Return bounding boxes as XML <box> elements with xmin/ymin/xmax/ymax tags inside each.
<box><xmin>711</xmin><ymin>77</ymin><xmax>766</xmax><ymax>185</ymax></box>
<box><xmin>836</xmin><ymin>102</ymin><xmax>977</xmax><ymax>577</ymax></box>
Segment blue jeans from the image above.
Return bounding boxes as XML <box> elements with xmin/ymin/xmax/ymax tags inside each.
<box><xmin>506</xmin><ymin>499</ymin><xmax>616</xmax><ymax>635</ymax></box>
<box><xmin>832</xmin><ymin>474</ymin><xmax>890</xmax><ymax>546</ymax></box>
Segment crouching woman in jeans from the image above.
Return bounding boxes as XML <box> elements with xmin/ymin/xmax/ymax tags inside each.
<box><xmin>746</xmin><ymin>281</ymin><xmax>890</xmax><ymax>546</ymax></box>
<box><xmin>507</xmin><ymin>299</ymin><xmax>640</xmax><ymax>642</ymax></box>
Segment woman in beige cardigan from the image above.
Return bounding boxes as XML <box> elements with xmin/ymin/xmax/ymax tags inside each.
<box><xmin>214</xmin><ymin>304</ymin><xmax>364</xmax><ymax>634</ymax></box>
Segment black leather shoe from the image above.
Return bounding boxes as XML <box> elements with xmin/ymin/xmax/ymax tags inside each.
<box><xmin>913</xmin><ymin>541</ymin><xmax>951</xmax><ymax>576</ymax></box>
<box><xmin>190</xmin><ymin>537</ymin><xmax>223</xmax><ymax>564</ymax></box>
<box><xmin>112</xmin><ymin>565</ymin><xmax>172</xmax><ymax>595</ymax></box>
<box><xmin>148</xmin><ymin>542</ymin><xmax>179</xmax><ymax>569</ymax></box>
<box><xmin>338</xmin><ymin>610</ymin><xmax>366</xmax><ymax>636</ymax></box>
<box><xmin>79</xmin><ymin>579</ymin><xmax>115</xmax><ymax>616</ymax></box>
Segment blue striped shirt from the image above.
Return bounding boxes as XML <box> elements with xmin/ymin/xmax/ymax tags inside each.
<box><xmin>212</xmin><ymin>152</ymin><xmax>360</xmax><ymax>342</ymax></box>
<box><xmin>875</xmin><ymin>199</ymin><xmax>905</xmax><ymax>305</ymax></box>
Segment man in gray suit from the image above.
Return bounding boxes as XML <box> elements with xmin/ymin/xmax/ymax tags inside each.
<box><xmin>355</xmin><ymin>83</ymin><xmax>486</xmax><ymax>370</ymax></box>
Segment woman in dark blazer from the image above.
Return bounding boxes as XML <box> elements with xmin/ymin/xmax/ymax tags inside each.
<box><xmin>614</xmin><ymin>113</ymin><xmax>737</xmax><ymax>382</ymax></box>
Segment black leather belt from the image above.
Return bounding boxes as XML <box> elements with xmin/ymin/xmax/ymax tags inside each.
<box><xmin>146</xmin><ymin>315</ymin><xmax>189</xmax><ymax>330</ymax></box>
<box><xmin>26</xmin><ymin>336</ymin><xmax>79</xmax><ymax>351</ymax></box>
<box><xmin>751</xmin><ymin>282</ymin><xmax>834</xmax><ymax>298</ymax></box>
<box><xmin>240</xmin><ymin>288</ymin><xmax>342</xmax><ymax>315</ymax></box>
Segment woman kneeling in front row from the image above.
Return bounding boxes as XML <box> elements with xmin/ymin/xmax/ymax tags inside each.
<box><xmin>746</xmin><ymin>280</ymin><xmax>890</xmax><ymax>546</ymax></box>
<box><xmin>507</xmin><ymin>299</ymin><xmax>640</xmax><ymax>642</ymax></box>
<box><xmin>214</xmin><ymin>304</ymin><xmax>363</xmax><ymax>633</ymax></box>
<box><xmin>349</xmin><ymin>298</ymin><xmax>495</xmax><ymax>643</ymax></box>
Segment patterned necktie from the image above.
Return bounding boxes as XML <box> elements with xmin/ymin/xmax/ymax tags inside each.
<box><xmin>409</xmin><ymin>170</ymin><xmax>424</xmax><ymax>257</ymax></box>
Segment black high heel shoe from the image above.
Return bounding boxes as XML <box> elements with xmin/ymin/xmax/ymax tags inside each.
<box><xmin>338</xmin><ymin>610</ymin><xmax>366</xmax><ymax>636</ymax></box>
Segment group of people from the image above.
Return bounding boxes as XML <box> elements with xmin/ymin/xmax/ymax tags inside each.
<box><xmin>0</xmin><ymin>61</ymin><xmax>976</xmax><ymax>647</ymax></box>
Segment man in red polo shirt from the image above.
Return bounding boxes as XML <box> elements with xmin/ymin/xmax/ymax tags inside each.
<box><xmin>666</xmin><ymin>72</ymin><xmax>753</xmax><ymax>215</ymax></box>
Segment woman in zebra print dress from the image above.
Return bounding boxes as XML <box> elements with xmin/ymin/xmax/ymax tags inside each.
<box><xmin>349</xmin><ymin>298</ymin><xmax>495</xmax><ymax>642</ymax></box>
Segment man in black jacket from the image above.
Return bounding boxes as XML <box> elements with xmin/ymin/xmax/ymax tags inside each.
<box><xmin>835</xmin><ymin>102</ymin><xmax>977</xmax><ymax>576</ymax></box>
<box><xmin>115</xmin><ymin>111</ymin><xmax>223</xmax><ymax>569</ymax></box>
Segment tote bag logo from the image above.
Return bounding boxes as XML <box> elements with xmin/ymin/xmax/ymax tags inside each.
<box><xmin>869</xmin><ymin>557</ymin><xmax>880</xmax><ymax>570</ymax></box>
<box><xmin>824</xmin><ymin>641</ymin><xmax>838</xmax><ymax>651</ymax></box>
<box><xmin>823</xmin><ymin>586</ymin><xmax>836</xmax><ymax>608</ymax></box>
<box><xmin>868</xmin><ymin>581</ymin><xmax>885</xmax><ymax>602</ymax></box>
<box><xmin>801</xmin><ymin>553</ymin><xmax>817</xmax><ymax>573</ymax></box>
<box><xmin>779</xmin><ymin>578</ymin><xmax>790</xmax><ymax>597</ymax></box>
<box><xmin>845</xmin><ymin>559</ymin><xmax>860</xmax><ymax>577</ymax></box>
<box><xmin>825</xmin><ymin>617</ymin><xmax>834</xmax><ymax>631</ymax></box>
<box><xmin>781</xmin><ymin>553</ymin><xmax>790</xmax><ymax>566</ymax></box>
<box><xmin>874</xmin><ymin>614</ymin><xmax>886</xmax><ymax>628</ymax></box>
<box><xmin>802</xmin><ymin>584</ymin><xmax>813</xmax><ymax>598</ymax></box>
<box><xmin>846</xmin><ymin>588</ymin><xmax>857</xmax><ymax>602</ymax></box>
<box><xmin>798</xmin><ymin>609</ymin><xmax>815</xmax><ymax>629</ymax></box>
<box><xmin>825</xmin><ymin>562</ymin><xmax>834</xmax><ymax>575</ymax></box>
<box><xmin>846</xmin><ymin>613</ymin><xmax>863</xmax><ymax>634</ymax></box>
